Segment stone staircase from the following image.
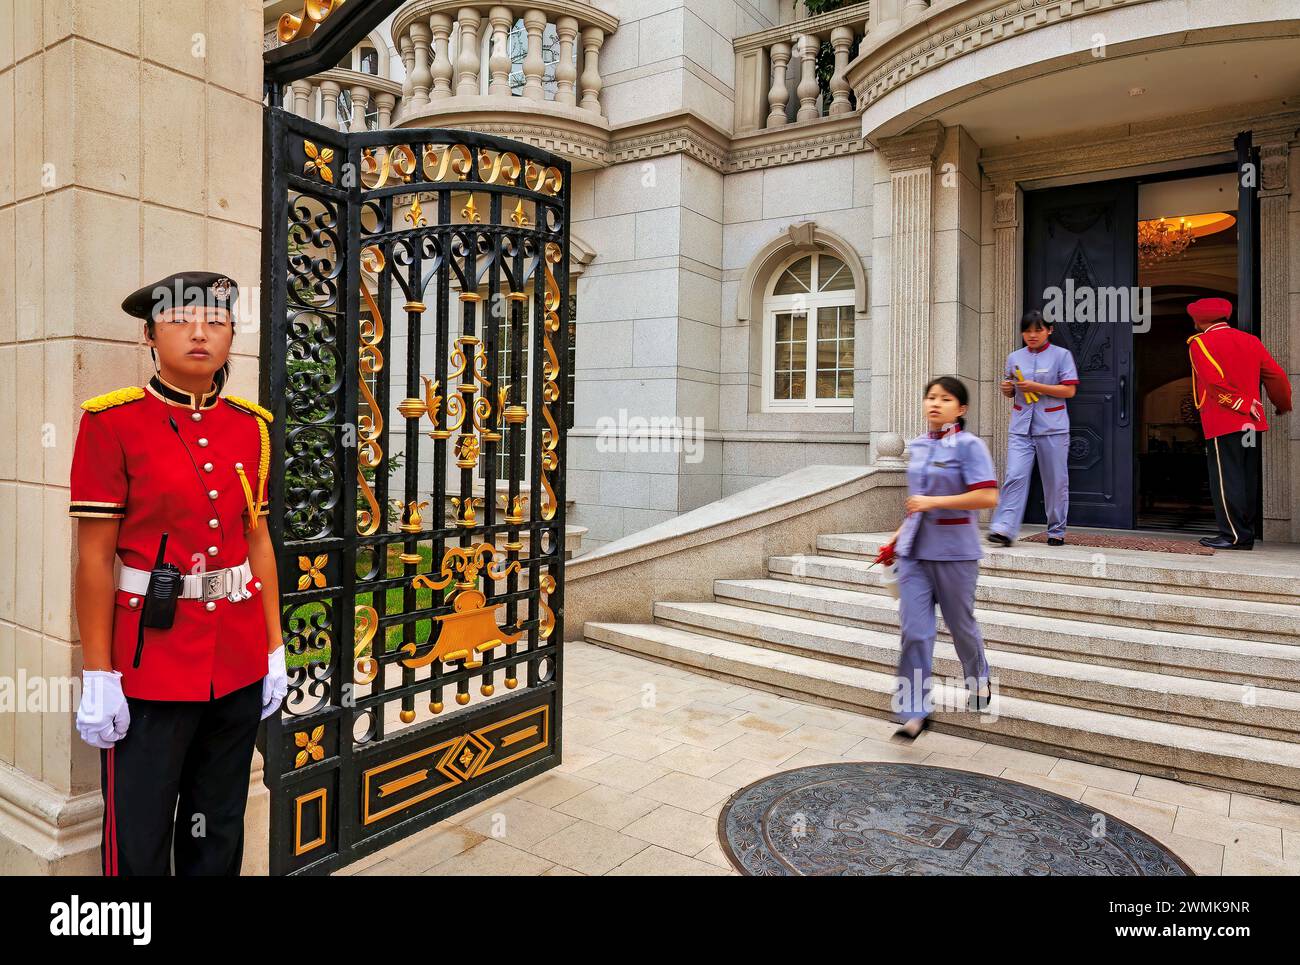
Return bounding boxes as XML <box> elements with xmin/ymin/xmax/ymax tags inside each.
<box><xmin>584</xmin><ymin>532</ymin><xmax>1300</xmax><ymax>803</ymax></box>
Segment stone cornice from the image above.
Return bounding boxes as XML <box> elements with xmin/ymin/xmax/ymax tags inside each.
<box><xmin>726</xmin><ymin>115</ymin><xmax>866</xmax><ymax>171</ymax></box>
<box><xmin>609</xmin><ymin>110</ymin><xmax>870</xmax><ymax>174</ymax></box>
<box><xmin>845</xmin><ymin>0</ymin><xmax>1160</xmax><ymax>109</ymax></box>
<box><xmin>980</xmin><ymin>99</ymin><xmax>1300</xmax><ymax>184</ymax></box>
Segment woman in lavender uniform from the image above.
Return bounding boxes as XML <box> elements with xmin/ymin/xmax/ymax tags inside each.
<box><xmin>880</xmin><ymin>376</ymin><xmax>1000</xmax><ymax>739</ymax></box>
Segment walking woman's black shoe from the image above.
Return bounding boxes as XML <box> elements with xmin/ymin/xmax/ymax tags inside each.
<box><xmin>969</xmin><ymin>681</ymin><xmax>993</xmax><ymax>712</ymax></box>
<box><xmin>892</xmin><ymin>718</ymin><xmax>929</xmax><ymax>741</ymax></box>
<box><xmin>1047</xmin><ymin>537</ymin><xmax>1064</xmax><ymax>546</ymax></box>
<box><xmin>987</xmin><ymin>532</ymin><xmax>1012</xmax><ymax>547</ymax></box>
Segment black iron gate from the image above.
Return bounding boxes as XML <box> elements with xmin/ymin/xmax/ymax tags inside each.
<box><xmin>257</xmin><ymin>106</ymin><xmax>569</xmax><ymax>875</ymax></box>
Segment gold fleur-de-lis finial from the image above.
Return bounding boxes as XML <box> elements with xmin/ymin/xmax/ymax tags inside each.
<box><xmin>303</xmin><ymin>140</ymin><xmax>334</xmax><ymax>183</ymax></box>
<box><xmin>405</xmin><ymin>194</ymin><xmax>426</xmax><ymax>227</ymax></box>
<box><xmin>297</xmin><ymin>553</ymin><xmax>328</xmax><ymax>590</ymax></box>
<box><xmin>461</xmin><ymin>194</ymin><xmax>481</xmax><ymax>224</ymax></box>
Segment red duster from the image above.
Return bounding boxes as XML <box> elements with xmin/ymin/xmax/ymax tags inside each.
<box><xmin>1186</xmin><ymin>321</ymin><xmax>1292</xmax><ymax>440</ymax></box>
<box><xmin>69</xmin><ymin>375</ymin><xmax>272</xmax><ymax>700</ymax></box>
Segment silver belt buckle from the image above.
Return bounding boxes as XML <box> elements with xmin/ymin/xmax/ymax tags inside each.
<box><xmin>202</xmin><ymin>569</ymin><xmax>229</xmax><ymax>602</ymax></box>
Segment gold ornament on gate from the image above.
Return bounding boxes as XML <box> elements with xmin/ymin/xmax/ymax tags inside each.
<box><xmin>401</xmin><ymin>544</ymin><xmax>522</xmax><ymax>669</ymax></box>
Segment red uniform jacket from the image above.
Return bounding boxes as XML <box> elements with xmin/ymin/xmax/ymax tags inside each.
<box><xmin>1187</xmin><ymin>322</ymin><xmax>1292</xmax><ymax>440</ymax></box>
<box><xmin>69</xmin><ymin>375</ymin><xmax>272</xmax><ymax>700</ymax></box>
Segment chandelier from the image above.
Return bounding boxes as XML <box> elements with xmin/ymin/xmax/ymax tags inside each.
<box><xmin>1137</xmin><ymin>217</ymin><xmax>1194</xmax><ymax>267</ymax></box>
<box><xmin>1137</xmin><ymin>212</ymin><xmax>1236</xmax><ymax>268</ymax></box>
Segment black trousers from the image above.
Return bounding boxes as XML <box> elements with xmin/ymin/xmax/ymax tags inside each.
<box><xmin>100</xmin><ymin>679</ymin><xmax>261</xmax><ymax>876</ymax></box>
<box><xmin>1204</xmin><ymin>430</ymin><xmax>1260</xmax><ymax>544</ymax></box>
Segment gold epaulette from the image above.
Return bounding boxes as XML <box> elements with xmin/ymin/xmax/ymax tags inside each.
<box><xmin>80</xmin><ymin>386</ymin><xmax>145</xmax><ymax>412</ymax></box>
<box><xmin>224</xmin><ymin>394</ymin><xmax>274</xmax><ymax>424</ymax></box>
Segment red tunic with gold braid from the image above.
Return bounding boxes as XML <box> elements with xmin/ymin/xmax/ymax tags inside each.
<box><xmin>1186</xmin><ymin>321</ymin><xmax>1292</xmax><ymax>440</ymax></box>
<box><xmin>69</xmin><ymin>375</ymin><xmax>272</xmax><ymax>700</ymax></box>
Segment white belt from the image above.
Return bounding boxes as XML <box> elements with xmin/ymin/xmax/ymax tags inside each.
<box><xmin>119</xmin><ymin>559</ymin><xmax>257</xmax><ymax>604</ymax></box>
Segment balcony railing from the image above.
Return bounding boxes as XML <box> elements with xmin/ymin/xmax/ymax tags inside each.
<box><xmin>389</xmin><ymin>0</ymin><xmax>619</xmax><ymax>125</ymax></box>
<box><xmin>282</xmin><ymin>67</ymin><xmax>405</xmax><ymax>131</ymax></box>
<box><xmin>734</xmin><ymin>1</ymin><xmax>939</xmax><ymax>134</ymax></box>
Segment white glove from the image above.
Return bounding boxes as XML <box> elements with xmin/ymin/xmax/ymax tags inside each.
<box><xmin>76</xmin><ymin>670</ymin><xmax>130</xmax><ymax>749</ymax></box>
<box><xmin>261</xmin><ymin>646</ymin><xmax>288</xmax><ymax>720</ymax></box>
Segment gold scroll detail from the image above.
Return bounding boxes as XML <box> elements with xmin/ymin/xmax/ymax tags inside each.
<box><xmin>360</xmin><ymin>144</ymin><xmax>415</xmax><ymax>190</ymax></box>
<box><xmin>278</xmin><ymin>0</ymin><xmax>346</xmax><ymax>44</ymax></box>
<box><xmin>356</xmin><ymin>246</ymin><xmax>386</xmax><ymax>536</ymax></box>
<box><xmin>423</xmin><ymin>143</ymin><xmax>473</xmax><ymax>183</ymax></box>
<box><xmin>293</xmin><ymin>725</ymin><xmax>326</xmax><ymax>768</ymax></box>
<box><xmin>297</xmin><ymin>553</ymin><xmax>328</xmax><ymax>591</ymax></box>
<box><xmin>354</xmin><ymin>603</ymin><xmax>379</xmax><ymax>685</ymax></box>
<box><xmin>477</xmin><ymin>149</ymin><xmax>521</xmax><ymax>185</ymax></box>
<box><xmin>539</xmin><ymin>572</ymin><xmax>556</xmax><ymax>640</ymax></box>
<box><xmin>538</xmin><ymin>242</ymin><xmax>563</xmax><ymax>520</ymax></box>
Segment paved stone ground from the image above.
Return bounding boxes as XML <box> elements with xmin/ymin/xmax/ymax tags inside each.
<box><xmin>335</xmin><ymin>641</ymin><xmax>1300</xmax><ymax>876</ymax></box>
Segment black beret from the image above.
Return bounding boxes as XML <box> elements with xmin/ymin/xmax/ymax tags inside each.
<box><xmin>122</xmin><ymin>271</ymin><xmax>239</xmax><ymax>322</ymax></box>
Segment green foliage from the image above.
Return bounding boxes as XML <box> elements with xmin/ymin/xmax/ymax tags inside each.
<box><xmin>802</xmin><ymin>0</ymin><xmax>854</xmax><ymax>14</ymax></box>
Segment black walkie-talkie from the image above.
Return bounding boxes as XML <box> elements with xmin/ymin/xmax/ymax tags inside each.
<box><xmin>134</xmin><ymin>531</ymin><xmax>182</xmax><ymax>668</ymax></box>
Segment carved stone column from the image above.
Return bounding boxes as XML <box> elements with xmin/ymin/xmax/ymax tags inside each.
<box><xmin>1258</xmin><ymin>139</ymin><xmax>1292</xmax><ymax>535</ymax></box>
<box><xmin>878</xmin><ymin>121</ymin><xmax>945</xmax><ymax>461</ymax></box>
<box><xmin>991</xmin><ymin>180</ymin><xmax>1022</xmax><ymax>478</ymax></box>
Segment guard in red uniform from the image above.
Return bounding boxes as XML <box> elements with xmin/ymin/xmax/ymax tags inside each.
<box><xmin>1186</xmin><ymin>296</ymin><xmax>1292</xmax><ymax>549</ymax></box>
<box><xmin>70</xmin><ymin>271</ymin><xmax>288</xmax><ymax>875</ymax></box>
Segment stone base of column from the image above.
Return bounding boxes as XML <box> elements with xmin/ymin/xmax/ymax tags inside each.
<box><xmin>0</xmin><ymin>755</ymin><xmax>269</xmax><ymax>875</ymax></box>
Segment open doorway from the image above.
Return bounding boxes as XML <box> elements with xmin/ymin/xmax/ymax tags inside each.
<box><xmin>1134</xmin><ymin>171</ymin><xmax>1239</xmax><ymax>532</ymax></box>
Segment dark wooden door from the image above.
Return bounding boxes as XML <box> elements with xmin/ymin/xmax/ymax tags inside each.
<box><xmin>1023</xmin><ymin>180</ymin><xmax>1137</xmax><ymax>530</ymax></box>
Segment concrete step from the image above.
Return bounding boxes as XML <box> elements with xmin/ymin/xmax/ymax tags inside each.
<box><xmin>817</xmin><ymin>532</ymin><xmax>1300</xmax><ymax>605</ymax></box>
<box><xmin>584</xmin><ymin>620</ymin><xmax>1300</xmax><ymax>804</ymax></box>
<box><xmin>766</xmin><ymin>554</ymin><xmax>1300</xmax><ymax>645</ymax></box>
<box><xmin>652</xmin><ymin>600</ymin><xmax>1300</xmax><ymax>743</ymax></box>
<box><xmin>712</xmin><ymin>577</ymin><xmax>1300</xmax><ymax>692</ymax></box>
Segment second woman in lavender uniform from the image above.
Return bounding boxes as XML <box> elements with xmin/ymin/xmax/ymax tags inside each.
<box><xmin>881</xmin><ymin>376</ymin><xmax>1000</xmax><ymax>739</ymax></box>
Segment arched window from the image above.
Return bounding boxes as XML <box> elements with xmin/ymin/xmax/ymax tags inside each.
<box><xmin>762</xmin><ymin>252</ymin><xmax>855</xmax><ymax>410</ymax></box>
<box><xmin>358</xmin><ymin>46</ymin><xmax>379</xmax><ymax>75</ymax></box>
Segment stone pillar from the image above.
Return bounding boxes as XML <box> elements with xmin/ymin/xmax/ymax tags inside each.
<box><xmin>0</xmin><ymin>0</ymin><xmax>266</xmax><ymax>874</ymax></box>
<box><xmin>990</xmin><ymin>180</ymin><xmax>1022</xmax><ymax>478</ymax></box>
<box><xmin>876</xmin><ymin>122</ymin><xmax>945</xmax><ymax>461</ymax></box>
<box><xmin>1258</xmin><ymin>138</ymin><xmax>1292</xmax><ymax>539</ymax></box>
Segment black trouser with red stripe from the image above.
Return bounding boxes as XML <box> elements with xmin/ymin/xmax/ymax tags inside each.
<box><xmin>100</xmin><ymin>680</ymin><xmax>261</xmax><ymax>876</ymax></box>
<box><xmin>1204</xmin><ymin>429</ymin><xmax>1260</xmax><ymax>545</ymax></box>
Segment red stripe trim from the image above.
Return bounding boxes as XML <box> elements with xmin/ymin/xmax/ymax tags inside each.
<box><xmin>966</xmin><ymin>480</ymin><xmax>997</xmax><ymax>490</ymax></box>
<box><xmin>1012</xmin><ymin>404</ymin><xmax>1023</xmax><ymax>411</ymax></box>
<box><xmin>935</xmin><ymin>517</ymin><xmax>971</xmax><ymax>525</ymax></box>
<box><xmin>1044</xmin><ymin>404</ymin><xmax>1065</xmax><ymax>412</ymax></box>
<box><xmin>1060</xmin><ymin>379</ymin><xmax>1079</xmax><ymax>385</ymax></box>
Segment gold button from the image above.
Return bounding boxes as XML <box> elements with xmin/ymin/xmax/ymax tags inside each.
<box><xmin>203</xmin><ymin>462</ymin><xmax>213</xmax><ymax>472</ymax></box>
<box><xmin>205</xmin><ymin>601</ymin><xmax>216</xmax><ymax>612</ymax></box>
<box><xmin>208</xmin><ymin>546</ymin><xmax>218</xmax><ymax>556</ymax></box>
<box><xmin>191</xmin><ymin>412</ymin><xmax>202</xmax><ymax>422</ymax></box>
<box><xmin>209</xmin><ymin>518</ymin><xmax>219</xmax><ymax>528</ymax></box>
<box><xmin>208</xmin><ymin>489</ymin><xmax>218</xmax><ymax>499</ymax></box>
<box><xmin>235</xmin><ymin>461</ymin><xmax>244</xmax><ymax>470</ymax></box>
<box><xmin>197</xmin><ymin>438</ymin><xmax>209</xmax><ymax>447</ymax></box>
<box><xmin>128</xmin><ymin>596</ymin><xmax>140</xmax><ymax>608</ymax></box>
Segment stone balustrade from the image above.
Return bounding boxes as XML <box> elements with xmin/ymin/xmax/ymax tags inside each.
<box><xmin>390</xmin><ymin>0</ymin><xmax>619</xmax><ymax>124</ymax></box>
<box><xmin>281</xmin><ymin>68</ymin><xmax>405</xmax><ymax>132</ymax></box>
<box><xmin>734</xmin><ymin>1</ymin><xmax>937</xmax><ymax>133</ymax></box>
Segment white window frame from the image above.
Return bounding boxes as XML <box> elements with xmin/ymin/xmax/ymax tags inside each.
<box><xmin>761</xmin><ymin>251</ymin><xmax>856</xmax><ymax>413</ymax></box>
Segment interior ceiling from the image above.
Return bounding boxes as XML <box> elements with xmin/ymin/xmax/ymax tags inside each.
<box><xmin>934</xmin><ymin>36</ymin><xmax>1300</xmax><ymax>147</ymax></box>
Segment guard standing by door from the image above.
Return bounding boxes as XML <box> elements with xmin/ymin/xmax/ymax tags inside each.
<box><xmin>70</xmin><ymin>271</ymin><xmax>289</xmax><ymax>875</ymax></box>
<box><xmin>1186</xmin><ymin>296</ymin><xmax>1292</xmax><ymax>550</ymax></box>
<box><xmin>988</xmin><ymin>311</ymin><xmax>1080</xmax><ymax>547</ymax></box>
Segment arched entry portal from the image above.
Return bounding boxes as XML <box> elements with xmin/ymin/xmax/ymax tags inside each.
<box><xmin>260</xmin><ymin>2</ymin><xmax>570</xmax><ymax>875</ymax></box>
